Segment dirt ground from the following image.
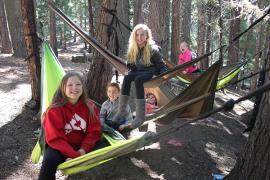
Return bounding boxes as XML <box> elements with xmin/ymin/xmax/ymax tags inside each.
<box><xmin>0</xmin><ymin>44</ymin><xmax>254</xmax><ymax>180</ymax></box>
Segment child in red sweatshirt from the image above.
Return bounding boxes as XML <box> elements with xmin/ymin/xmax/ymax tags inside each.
<box><xmin>39</xmin><ymin>72</ymin><xmax>101</xmax><ymax>180</ymax></box>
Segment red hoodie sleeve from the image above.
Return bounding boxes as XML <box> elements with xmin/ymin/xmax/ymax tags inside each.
<box><xmin>43</xmin><ymin>107</ymin><xmax>81</xmax><ymax>158</ymax></box>
<box><xmin>80</xmin><ymin>101</ymin><xmax>102</xmax><ymax>152</ymax></box>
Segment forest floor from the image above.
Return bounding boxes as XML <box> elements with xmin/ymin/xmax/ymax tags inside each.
<box><xmin>0</xmin><ymin>42</ymin><xmax>254</xmax><ymax>180</ymax></box>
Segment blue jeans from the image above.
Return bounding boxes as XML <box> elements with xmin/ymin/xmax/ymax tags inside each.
<box><xmin>122</xmin><ymin>71</ymin><xmax>153</xmax><ymax>99</ymax></box>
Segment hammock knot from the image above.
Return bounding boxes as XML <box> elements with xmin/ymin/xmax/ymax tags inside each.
<box><xmin>138</xmin><ymin>131</ymin><xmax>158</xmax><ymax>147</ymax></box>
<box><xmin>223</xmin><ymin>99</ymin><xmax>235</xmax><ymax>111</ymax></box>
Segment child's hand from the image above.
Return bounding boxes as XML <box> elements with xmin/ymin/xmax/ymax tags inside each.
<box><xmin>119</xmin><ymin>123</ymin><xmax>132</xmax><ymax>131</ymax></box>
<box><xmin>182</xmin><ymin>70</ymin><xmax>187</xmax><ymax>74</ymax></box>
<box><xmin>78</xmin><ymin>148</ymin><xmax>86</xmax><ymax>155</ymax></box>
<box><xmin>66</xmin><ymin>158</ymin><xmax>72</xmax><ymax>161</ymax></box>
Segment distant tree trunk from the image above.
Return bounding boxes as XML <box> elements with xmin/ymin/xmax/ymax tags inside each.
<box><xmin>0</xmin><ymin>0</ymin><xmax>12</xmax><ymax>53</ymax></box>
<box><xmin>171</xmin><ymin>0</ymin><xmax>191</xmax><ymax>64</ymax></box>
<box><xmin>88</xmin><ymin>0</ymin><xmax>95</xmax><ymax>53</ymax></box>
<box><xmin>180</xmin><ymin>1</ymin><xmax>191</xmax><ymax>43</ymax></box>
<box><xmin>88</xmin><ymin>0</ymin><xmax>95</xmax><ymax>35</ymax></box>
<box><xmin>225</xmin><ymin>38</ymin><xmax>270</xmax><ymax>179</ymax></box>
<box><xmin>48</xmin><ymin>0</ymin><xmax>58</xmax><ymax>56</ymax></box>
<box><xmin>62</xmin><ymin>26</ymin><xmax>67</xmax><ymax>50</ymax></box>
<box><xmin>197</xmin><ymin>1</ymin><xmax>206</xmax><ymax>69</ymax></box>
<box><xmin>85</xmin><ymin>0</ymin><xmax>117</xmax><ymax>103</ymax></box>
<box><xmin>228</xmin><ymin>4</ymin><xmax>241</xmax><ymax>65</ymax></box>
<box><xmin>133</xmin><ymin>0</ymin><xmax>144</xmax><ymax>25</ymax></box>
<box><xmin>148</xmin><ymin>0</ymin><xmax>170</xmax><ymax>59</ymax></box>
<box><xmin>228</xmin><ymin>4</ymin><xmax>241</xmax><ymax>89</ymax></box>
<box><xmin>251</xmin><ymin>24</ymin><xmax>263</xmax><ymax>91</ymax></box>
<box><xmin>218</xmin><ymin>0</ymin><xmax>223</xmax><ymax>64</ymax></box>
<box><xmin>116</xmin><ymin>0</ymin><xmax>130</xmax><ymax>58</ymax></box>
<box><xmin>4</xmin><ymin>0</ymin><xmax>26</xmax><ymax>58</ymax></box>
<box><xmin>204</xmin><ymin>2</ymin><xmax>213</xmax><ymax>69</ymax></box>
<box><xmin>21</xmin><ymin>0</ymin><xmax>41</xmax><ymax>104</ymax></box>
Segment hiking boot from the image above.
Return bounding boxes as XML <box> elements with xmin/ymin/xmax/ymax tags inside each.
<box><xmin>113</xmin><ymin>95</ymin><xmax>130</xmax><ymax>123</ymax></box>
<box><xmin>131</xmin><ymin>99</ymin><xmax>146</xmax><ymax>129</ymax></box>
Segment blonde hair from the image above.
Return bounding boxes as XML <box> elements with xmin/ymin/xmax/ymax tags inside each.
<box><xmin>127</xmin><ymin>24</ymin><xmax>155</xmax><ymax>65</ymax></box>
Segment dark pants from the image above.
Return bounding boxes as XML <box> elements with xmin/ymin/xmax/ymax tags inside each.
<box><xmin>122</xmin><ymin>71</ymin><xmax>153</xmax><ymax>99</ymax></box>
<box><xmin>38</xmin><ymin>147</ymin><xmax>65</xmax><ymax>180</ymax></box>
<box><xmin>38</xmin><ymin>141</ymin><xmax>109</xmax><ymax>180</ymax></box>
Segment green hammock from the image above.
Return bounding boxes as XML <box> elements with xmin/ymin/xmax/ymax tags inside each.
<box><xmin>31</xmin><ymin>42</ymin><xmax>220</xmax><ymax>175</ymax></box>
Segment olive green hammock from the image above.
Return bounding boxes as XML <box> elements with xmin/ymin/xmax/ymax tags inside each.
<box><xmin>164</xmin><ymin>59</ymin><xmax>248</xmax><ymax>90</ymax></box>
<box><xmin>31</xmin><ymin>42</ymin><xmax>220</xmax><ymax>175</ymax></box>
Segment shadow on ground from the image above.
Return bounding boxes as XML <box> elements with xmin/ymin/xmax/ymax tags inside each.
<box><xmin>0</xmin><ymin>104</ymin><xmax>39</xmax><ymax>180</ymax></box>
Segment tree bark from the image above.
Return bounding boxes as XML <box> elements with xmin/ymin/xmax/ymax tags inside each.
<box><xmin>228</xmin><ymin>4</ymin><xmax>241</xmax><ymax>65</ymax></box>
<box><xmin>196</xmin><ymin>0</ymin><xmax>206</xmax><ymax>68</ymax></box>
<box><xmin>21</xmin><ymin>0</ymin><xmax>41</xmax><ymax>104</ymax></box>
<box><xmin>133</xmin><ymin>0</ymin><xmax>144</xmax><ymax>25</ymax></box>
<box><xmin>148</xmin><ymin>0</ymin><xmax>170</xmax><ymax>59</ymax></box>
<box><xmin>116</xmin><ymin>0</ymin><xmax>130</xmax><ymax>58</ymax></box>
<box><xmin>88</xmin><ymin>0</ymin><xmax>95</xmax><ymax>36</ymax></box>
<box><xmin>0</xmin><ymin>0</ymin><xmax>12</xmax><ymax>53</ymax></box>
<box><xmin>228</xmin><ymin>3</ymin><xmax>241</xmax><ymax>90</ymax></box>
<box><xmin>48</xmin><ymin>0</ymin><xmax>58</xmax><ymax>56</ymax></box>
<box><xmin>171</xmin><ymin>0</ymin><xmax>191</xmax><ymax>64</ymax></box>
<box><xmin>225</xmin><ymin>22</ymin><xmax>270</xmax><ymax>179</ymax></box>
<box><xmin>251</xmin><ymin>24</ymin><xmax>263</xmax><ymax>91</ymax></box>
<box><xmin>4</xmin><ymin>0</ymin><xmax>26</xmax><ymax>58</ymax></box>
<box><xmin>85</xmin><ymin>0</ymin><xmax>117</xmax><ymax>103</ymax></box>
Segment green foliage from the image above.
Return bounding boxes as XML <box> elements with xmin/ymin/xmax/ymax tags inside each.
<box><xmin>36</xmin><ymin>0</ymin><xmax>93</xmax><ymax>43</ymax></box>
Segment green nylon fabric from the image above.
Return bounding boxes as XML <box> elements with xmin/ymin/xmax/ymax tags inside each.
<box><xmin>41</xmin><ymin>42</ymin><xmax>66</xmax><ymax>113</ymax></box>
<box><xmin>169</xmin><ymin>61</ymin><xmax>246</xmax><ymax>90</ymax></box>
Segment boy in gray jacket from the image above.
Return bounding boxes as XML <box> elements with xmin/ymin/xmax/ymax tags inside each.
<box><xmin>100</xmin><ymin>83</ymin><xmax>133</xmax><ymax>132</ymax></box>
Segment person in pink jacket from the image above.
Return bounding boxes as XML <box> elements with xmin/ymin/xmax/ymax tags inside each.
<box><xmin>177</xmin><ymin>41</ymin><xmax>200</xmax><ymax>74</ymax></box>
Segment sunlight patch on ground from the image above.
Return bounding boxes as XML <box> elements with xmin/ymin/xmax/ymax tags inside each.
<box><xmin>191</xmin><ymin>117</ymin><xmax>233</xmax><ymax>135</ymax></box>
<box><xmin>0</xmin><ymin>54</ymin><xmax>12</xmax><ymax>58</ymax></box>
<box><xmin>204</xmin><ymin>142</ymin><xmax>235</xmax><ymax>175</ymax></box>
<box><xmin>131</xmin><ymin>157</ymin><xmax>165</xmax><ymax>180</ymax></box>
<box><xmin>216</xmin><ymin>90</ymin><xmax>254</xmax><ymax>115</ymax></box>
<box><xmin>129</xmin><ymin>127</ymin><xmax>161</xmax><ymax>150</ymax></box>
<box><xmin>0</xmin><ymin>83</ymin><xmax>31</xmax><ymax>127</ymax></box>
<box><xmin>0</xmin><ymin>66</ymin><xmax>12</xmax><ymax>73</ymax></box>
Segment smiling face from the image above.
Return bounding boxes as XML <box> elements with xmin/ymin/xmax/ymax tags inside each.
<box><xmin>135</xmin><ymin>28</ymin><xmax>148</xmax><ymax>48</ymax></box>
<box><xmin>107</xmin><ymin>86</ymin><xmax>119</xmax><ymax>102</ymax></box>
<box><xmin>65</xmin><ymin>76</ymin><xmax>83</xmax><ymax>104</ymax></box>
<box><xmin>147</xmin><ymin>94</ymin><xmax>157</xmax><ymax>105</ymax></box>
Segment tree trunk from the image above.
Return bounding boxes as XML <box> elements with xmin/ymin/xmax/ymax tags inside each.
<box><xmin>228</xmin><ymin>3</ymin><xmax>241</xmax><ymax>89</ymax></box>
<box><xmin>225</xmin><ymin>39</ymin><xmax>270</xmax><ymax>180</ymax></box>
<box><xmin>0</xmin><ymin>0</ymin><xmax>12</xmax><ymax>53</ymax></box>
<box><xmin>88</xmin><ymin>0</ymin><xmax>95</xmax><ymax>53</ymax></box>
<box><xmin>251</xmin><ymin>24</ymin><xmax>263</xmax><ymax>91</ymax></box>
<box><xmin>171</xmin><ymin>0</ymin><xmax>191</xmax><ymax>64</ymax></box>
<box><xmin>133</xmin><ymin>0</ymin><xmax>144</xmax><ymax>25</ymax></box>
<box><xmin>21</xmin><ymin>0</ymin><xmax>41</xmax><ymax>104</ymax></box>
<box><xmin>4</xmin><ymin>0</ymin><xmax>26</xmax><ymax>58</ymax></box>
<box><xmin>228</xmin><ymin>4</ymin><xmax>241</xmax><ymax>65</ymax></box>
<box><xmin>148</xmin><ymin>0</ymin><xmax>170</xmax><ymax>59</ymax></box>
<box><xmin>196</xmin><ymin>0</ymin><xmax>206</xmax><ymax>68</ymax></box>
<box><xmin>204</xmin><ymin>2</ymin><xmax>213</xmax><ymax>70</ymax></box>
<box><xmin>116</xmin><ymin>0</ymin><xmax>130</xmax><ymax>58</ymax></box>
<box><xmin>85</xmin><ymin>0</ymin><xmax>117</xmax><ymax>103</ymax></box>
<box><xmin>48</xmin><ymin>0</ymin><xmax>58</xmax><ymax>56</ymax></box>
